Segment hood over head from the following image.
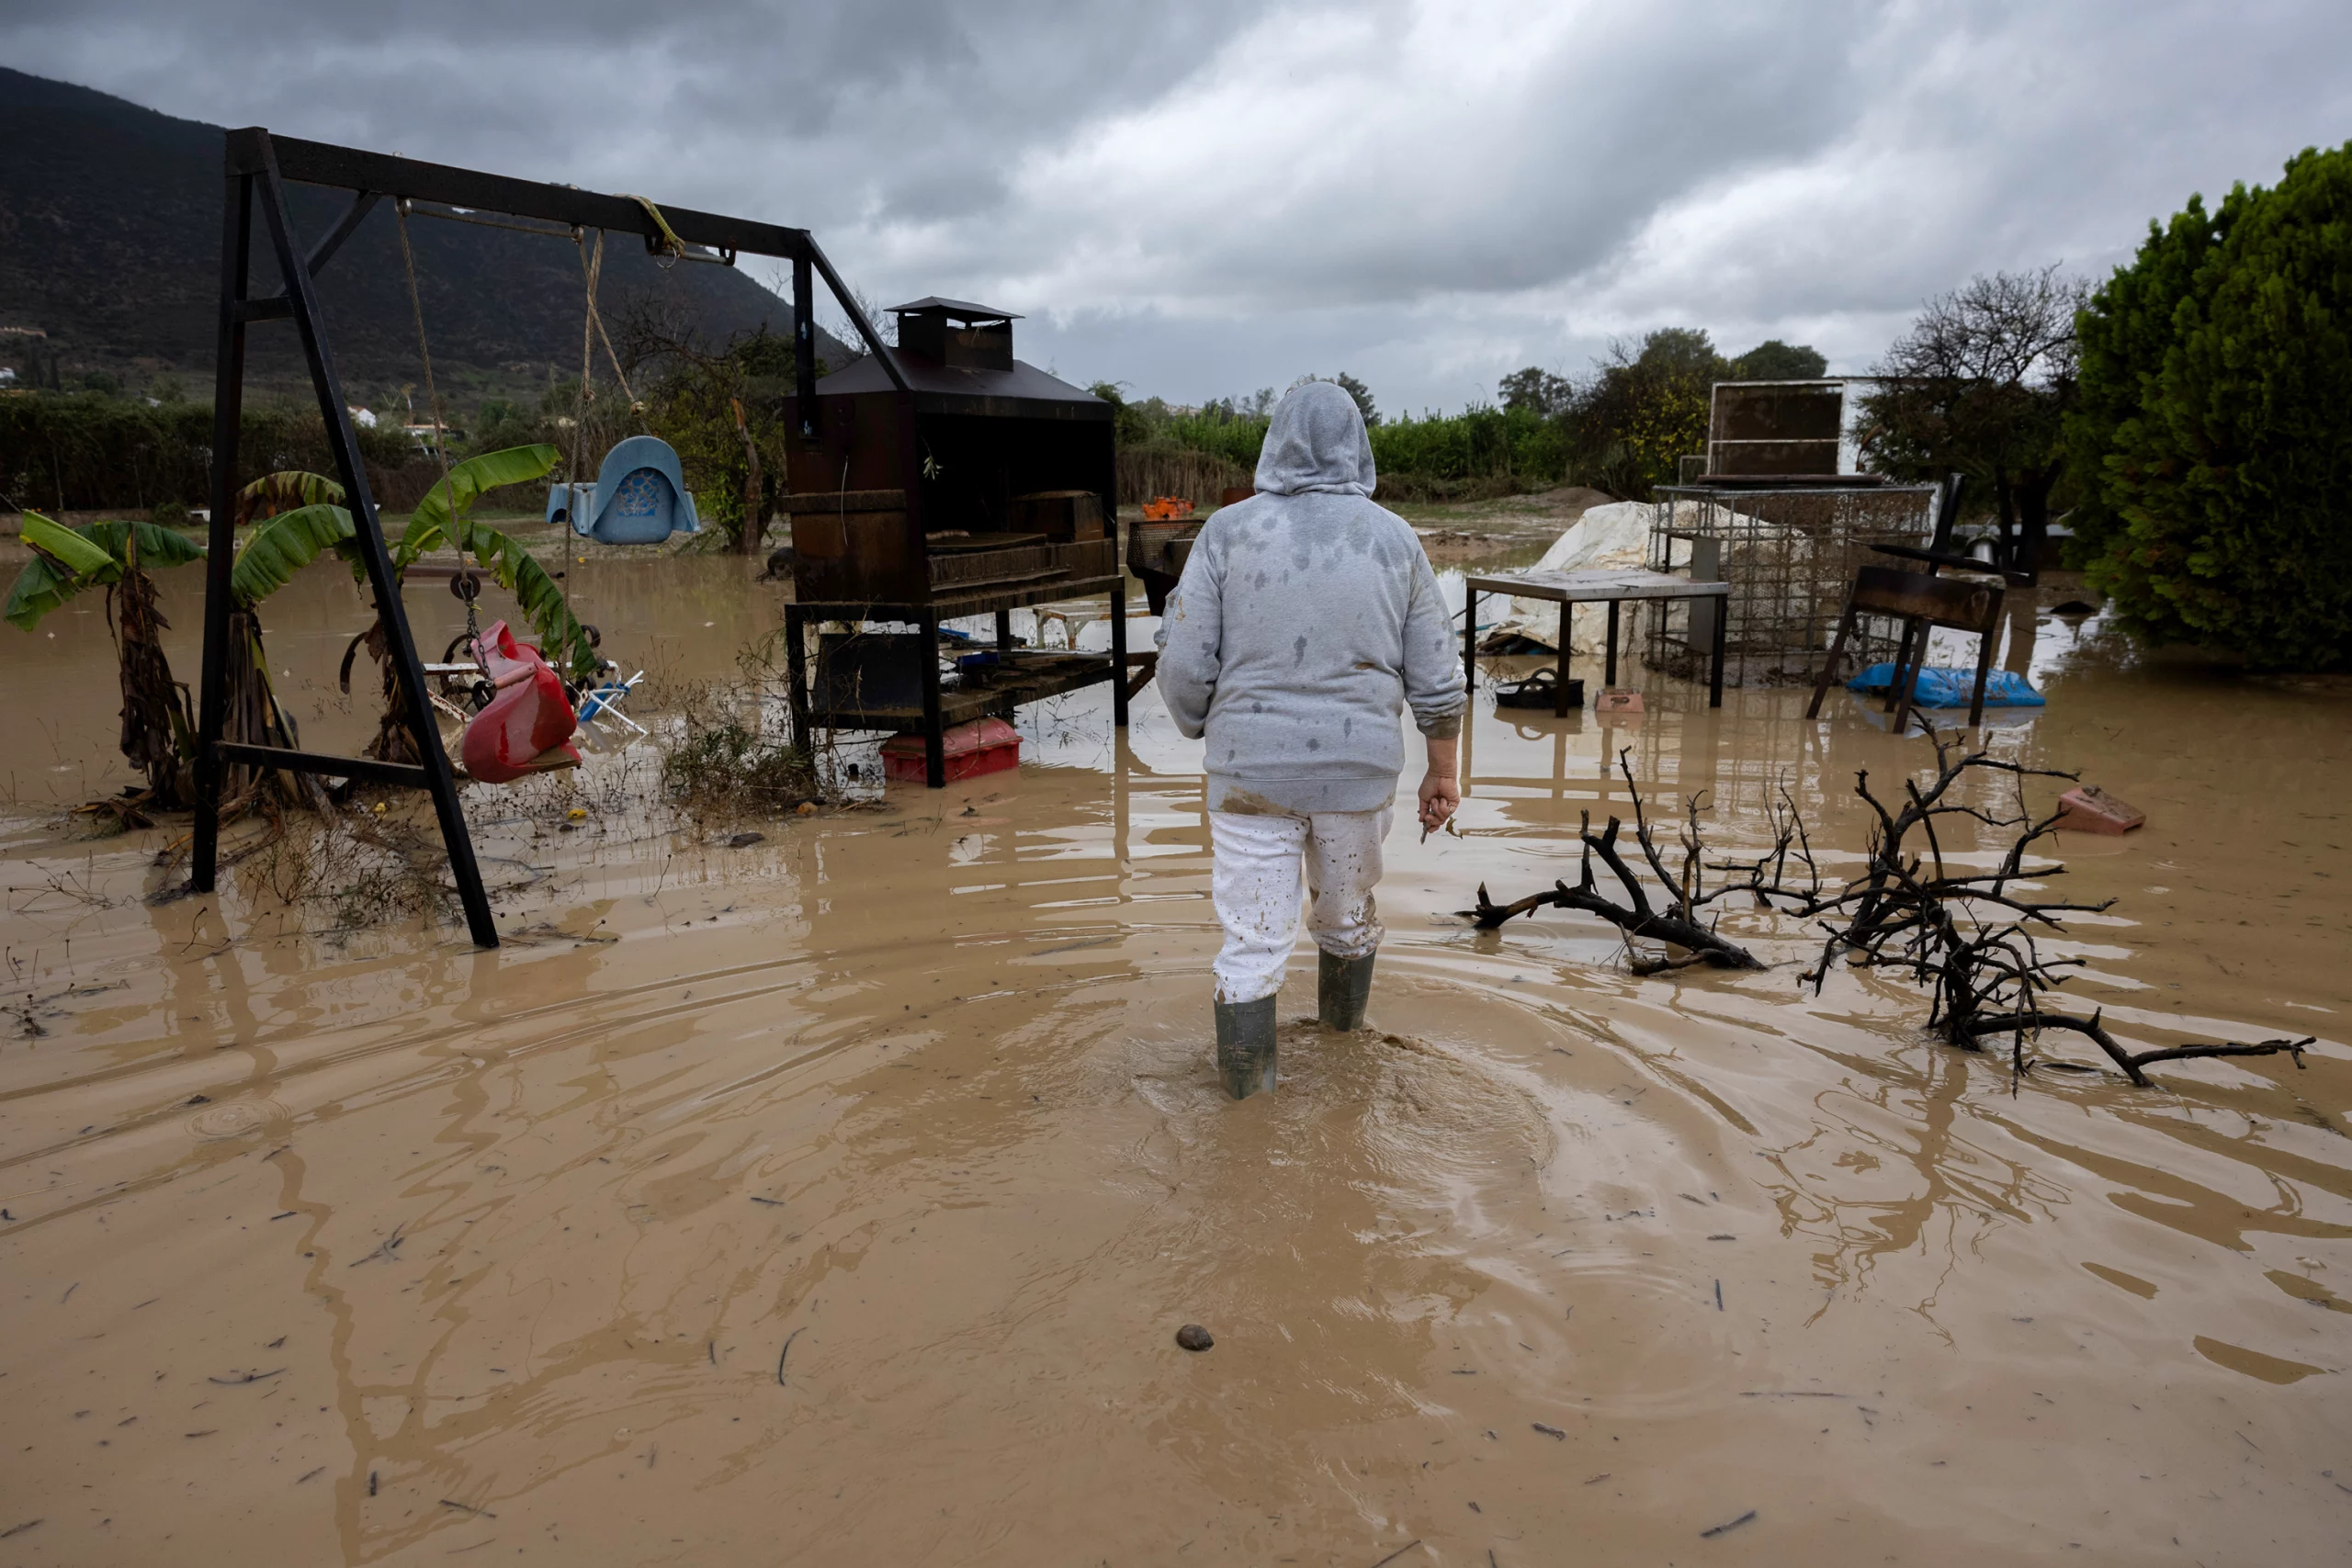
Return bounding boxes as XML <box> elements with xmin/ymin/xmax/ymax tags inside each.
<box><xmin>1252</xmin><ymin>380</ymin><xmax>1377</xmax><ymax>498</ymax></box>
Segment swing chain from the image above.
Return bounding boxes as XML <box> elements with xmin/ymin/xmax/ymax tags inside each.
<box><xmin>449</xmin><ymin>571</ymin><xmax>494</xmax><ymax>711</ymax></box>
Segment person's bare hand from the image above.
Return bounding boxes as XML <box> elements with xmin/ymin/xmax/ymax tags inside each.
<box><xmin>1418</xmin><ymin>771</ymin><xmax>1460</xmax><ymax>834</ymax></box>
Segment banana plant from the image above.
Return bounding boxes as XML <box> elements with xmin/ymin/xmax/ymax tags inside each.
<box><xmin>229</xmin><ymin>446</ymin><xmax>597</xmax><ymax>768</ymax></box>
<box><xmin>5</xmin><ymin>512</ymin><xmax>208</xmax><ymax>809</ymax></box>
<box><xmin>233</xmin><ymin>445</ymin><xmax>597</xmax><ymax>681</ymax></box>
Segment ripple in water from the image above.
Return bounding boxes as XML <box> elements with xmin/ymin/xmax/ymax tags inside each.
<box><xmin>186</xmin><ymin>1098</ymin><xmax>293</xmax><ymax>1141</ymax></box>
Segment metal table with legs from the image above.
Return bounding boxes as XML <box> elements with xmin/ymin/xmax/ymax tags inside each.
<box><xmin>1462</xmin><ymin>569</ymin><xmax>1731</xmax><ymax>712</ymax></box>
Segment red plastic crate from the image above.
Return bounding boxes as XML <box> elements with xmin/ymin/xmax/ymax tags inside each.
<box><xmin>879</xmin><ymin>716</ymin><xmax>1022</xmax><ymax>784</ymax></box>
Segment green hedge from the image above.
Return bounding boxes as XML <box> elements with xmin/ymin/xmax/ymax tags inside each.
<box><xmin>2068</xmin><ymin>142</ymin><xmax>2352</xmax><ymax>669</ymax></box>
<box><xmin>1102</xmin><ymin>393</ymin><xmax>1569</xmax><ymax>503</ymax></box>
<box><xmin>0</xmin><ymin>392</ymin><xmax>441</xmax><ymax>513</ymax></box>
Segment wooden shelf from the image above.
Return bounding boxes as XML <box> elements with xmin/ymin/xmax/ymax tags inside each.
<box><xmin>800</xmin><ymin>649</ymin><xmax>1122</xmax><ymax>730</ymax></box>
<box><xmin>792</xmin><ymin>573</ymin><xmax>1126</xmax><ymax>621</ymax></box>
<box><xmin>786</xmin><ymin>572</ymin><xmax>1135</xmax><ymax>784</ymax></box>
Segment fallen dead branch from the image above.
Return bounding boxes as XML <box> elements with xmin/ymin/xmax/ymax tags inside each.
<box><xmin>1742</xmin><ymin>728</ymin><xmax>2312</xmax><ymax>1087</ymax></box>
<box><xmin>1460</xmin><ymin>750</ymin><xmax>1763</xmax><ymax>974</ymax></box>
<box><xmin>1464</xmin><ymin>733</ymin><xmax>2314</xmax><ymax>1087</ymax></box>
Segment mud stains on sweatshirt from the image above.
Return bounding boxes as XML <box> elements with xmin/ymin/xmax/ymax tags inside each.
<box><xmin>1155</xmin><ymin>380</ymin><xmax>1466</xmax><ymax>816</ymax></box>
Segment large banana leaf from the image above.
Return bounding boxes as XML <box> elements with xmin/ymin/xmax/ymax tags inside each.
<box><xmin>4</xmin><ymin>552</ymin><xmax>80</xmax><ymax>631</ymax></box>
<box><xmin>79</xmin><ymin>519</ymin><xmax>208</xmax><ymax>571</ymax></box>
<box><xmin>231</xmin><ymin>503</ymin><xmax>356</xmax><ymax>607</ymax></box>
<box><xmin>6</xmin><ymin>513</ymin><xmax>112</xmax><ymax>631</ymax></box>
<box><xmin>237</xmin><ymin>469</ymin><xmax>345</xmax><ymax>525</ymax></box>
<box><xmin>21</xmin><ymin>512</ymin><xmax>116</xmax><ymax>578</ymax></box>
<box><xmin>463</xmin><ymin>523</ymin><xmax>601</xmax><ymax>681</ymax></box>
<box><xmin>5</xmin><ymin>513</ymin><xmax>204</xmax><ymax>631</ymax></box>
<box><xmin>400</xmin><ymin>445</ymin><xmax>560</xmax><ymax>565</ymax></box>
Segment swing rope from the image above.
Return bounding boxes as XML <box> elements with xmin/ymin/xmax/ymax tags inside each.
<box><xmin>393</xmin><ymin>198</ymin><xmax>460</xmax><ymax>547</ymax></box>
<box><xmin>571</xmin><ymin>228</ymin><xmax>650</xmax><ymax>486</ymax></box>
<box><xmin>616</xmin><ymin>194</ymin><xmax>687</xmax><ymax>262</ymax></box>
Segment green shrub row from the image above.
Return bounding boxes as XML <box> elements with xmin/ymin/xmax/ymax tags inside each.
<box><xmin>0</xmin><ymin>391</ymin><xmax>447</xmax><ymax>514</ymax></box>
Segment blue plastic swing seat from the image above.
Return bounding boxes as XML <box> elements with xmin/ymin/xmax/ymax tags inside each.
<box><xmin>545</xmin><ymin>435</ymin><xmax>701</xmax><ymax>544</ymax></box>
<box><xmin>1847</xmin><ymin>662</ymin><xmax>2045</xmax><ymax>708</ymax></box>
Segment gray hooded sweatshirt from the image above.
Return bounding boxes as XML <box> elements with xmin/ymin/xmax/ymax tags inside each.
<box><xmin>1155</xmin><ymin>380</ymin><xmax>1466</xmax><ymax>816</ymax></box>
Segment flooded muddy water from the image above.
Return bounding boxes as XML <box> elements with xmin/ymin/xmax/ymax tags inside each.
<box><xmin>3</xmin><ymin>544</ymin><xmax>2349</xmax><ymax>1565</ymax></box>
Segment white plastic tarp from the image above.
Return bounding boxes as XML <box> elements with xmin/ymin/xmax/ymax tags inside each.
<box><xmin>1483</xmin><ymin>502</ymin><xmax>1656</xmax><ymax>653</ymax></box>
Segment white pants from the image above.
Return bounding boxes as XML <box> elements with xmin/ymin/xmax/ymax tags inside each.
<box><xmin>1209</xmin><ymin>807</ymin><xmax>1393</xmax><ymax>1003</ymax></box>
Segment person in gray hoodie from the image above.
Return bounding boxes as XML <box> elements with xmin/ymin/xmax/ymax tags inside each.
<box><xmin>1155</xmin><ymin>379</ymin><xmax>1466</xmax><ymax>1098</ymax></box>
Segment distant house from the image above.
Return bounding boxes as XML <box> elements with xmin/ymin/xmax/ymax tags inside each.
<box><xmin>348</xmin><ymin>405</ymin><xmax>378</xmax><ymax>428</ymax></box>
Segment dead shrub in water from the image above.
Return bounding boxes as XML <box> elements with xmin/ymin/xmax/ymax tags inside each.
<box><xmin>1467</xmin><ymin>735</ymin><xmax>2314</xmax><ymax>1089</ymax></box>
<box><xmin>233</xmin><ymin>807</ymin><xmax>452</xmax><ymax>931</ymax></box>
<box><xmin>659</xmin><ymin>707</ymin><xmax>820</xmax><ymax>818</ymax></box>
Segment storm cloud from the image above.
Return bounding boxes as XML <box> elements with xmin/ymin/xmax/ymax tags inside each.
<box><xmin>6</xmin><ymin>0</ymin><xmax>2346</xmax><ymax>411</ymax></box>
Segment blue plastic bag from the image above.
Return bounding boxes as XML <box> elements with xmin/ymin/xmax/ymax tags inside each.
<box><xmin>1847</xmin><ymin>662</ymin><xmax>2045</xmax><ymax>707</ymax></box>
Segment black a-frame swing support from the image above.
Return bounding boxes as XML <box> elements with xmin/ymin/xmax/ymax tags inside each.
<box><xmin>192</xmin><ymin>127</ymin><xmax>906</xmax><ymax>948</ymax></box>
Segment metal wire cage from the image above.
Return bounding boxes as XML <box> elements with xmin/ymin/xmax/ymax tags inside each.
<box><xmin>1645</xmin><ymin>480</ymin><xmax>1939</xmax><ymax>688</ymax></box>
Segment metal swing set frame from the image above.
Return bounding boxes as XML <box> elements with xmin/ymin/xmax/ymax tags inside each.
<box><xmin>193</xmin><ymin>126</ymin><xmax>903</xmax><ymax>948</ymax></box>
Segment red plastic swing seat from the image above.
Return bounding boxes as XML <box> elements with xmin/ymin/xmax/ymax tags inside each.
<box><xmin>459</xmin><ymin>620</ymin><xmax>581</xmax><ymax>784</ymax></box>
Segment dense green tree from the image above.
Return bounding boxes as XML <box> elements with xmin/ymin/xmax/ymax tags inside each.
<box><xmin>1561</xmin><ymin>328</ymin><xmax>1727</xmax><ymax>498</ymax></box>
<box><xmin>2067</xmin><ymin>143</ymin><xmax>2352</xmax><ymax>668</ymax></box>
<box><xmin>1498</xmin><ymin>367</ymin><xmax>1573</xmax><ymax>416</ymax></box>
<box><xmin>1331</xmin><ymin>371</ymin><xmax>1380</xmax><ymax>427</ymax></box>
<box><xmin>1728</xmin><ymin>339</ymin><xmax>1828</xmax><ymax>380</ymax></box>
<box><xmin>1086</xmin><ymin>380</ymin><xmax>1157</xmax><ymax>448</ymax></box>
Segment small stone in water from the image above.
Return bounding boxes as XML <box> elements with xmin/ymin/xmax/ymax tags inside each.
<box><xmin>1175</xmin><ymin>1324</ymin><xmax>1214</xmax><ymax>1352</ymax></box>
<box><xmin>727</xmin><ymin>832</ymin><xmax>764</xmax><ymax>848</ymax></box>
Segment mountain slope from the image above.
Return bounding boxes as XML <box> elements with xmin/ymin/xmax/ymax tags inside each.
<box><xmin>0</xmin><ymin>67</ymin><xmax>845</xmax><ymax>405</ymax></box>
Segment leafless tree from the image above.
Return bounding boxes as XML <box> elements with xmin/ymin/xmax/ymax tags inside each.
<box><xmin>1859</xmin><ymin>265</ymin><xmax>2088</xmax><ymax>581</ymax></box>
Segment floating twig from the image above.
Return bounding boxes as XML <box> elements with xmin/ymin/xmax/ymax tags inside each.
<box><xmin>775</xmin><ymin>1326</ymin><xmax>804</xmax><ymax>1387</ymax></box>
<box><xmin>349</xmin><ymin>1224</ymin><xmax>405</xmax><ymax>1266</ymax></box>
<box><xmin>1700</xmin><ymin>1509</ymin><xmax>1757</xmax><ymax>1539</ymax></box>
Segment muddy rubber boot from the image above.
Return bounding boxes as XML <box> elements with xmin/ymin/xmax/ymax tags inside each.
<box><xmin>1317</xmin><ymin>950</ymin><xmax>1376</xmax><ymax>1032</ymax></box>
<box><xmin>1214</xmin><ymin>997</ymin><xmax>1279</xmax><ymax>1100</ymax></box>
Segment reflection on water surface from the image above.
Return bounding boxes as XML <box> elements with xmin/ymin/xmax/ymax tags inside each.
<box><xmin>1</xmin><ymin>546</ymin><xmax>2347</xmax><ymax>1564</ymax></box>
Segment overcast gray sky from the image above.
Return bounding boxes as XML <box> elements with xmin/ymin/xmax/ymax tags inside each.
<box><xmin>7</xmin><ymin>0</ymin><xmax>2347</xmax><ymax>413</ymax></box>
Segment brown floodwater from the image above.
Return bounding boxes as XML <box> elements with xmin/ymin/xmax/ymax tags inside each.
<box><xmin>2</xmin><ymin>546</ymin><xmax>2348</xmax><ymax>1565</ymax></box>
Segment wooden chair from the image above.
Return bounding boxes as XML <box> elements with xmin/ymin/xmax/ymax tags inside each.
<box><xmin>1806</xmin><ymin>565</ymin><xmax>2004</xmax><ymax>730</ymax></box>
<box><xmin>1873</xmin><ymin>472</ymin><xmax>2036</xmax><ymax>583</ymax></box>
